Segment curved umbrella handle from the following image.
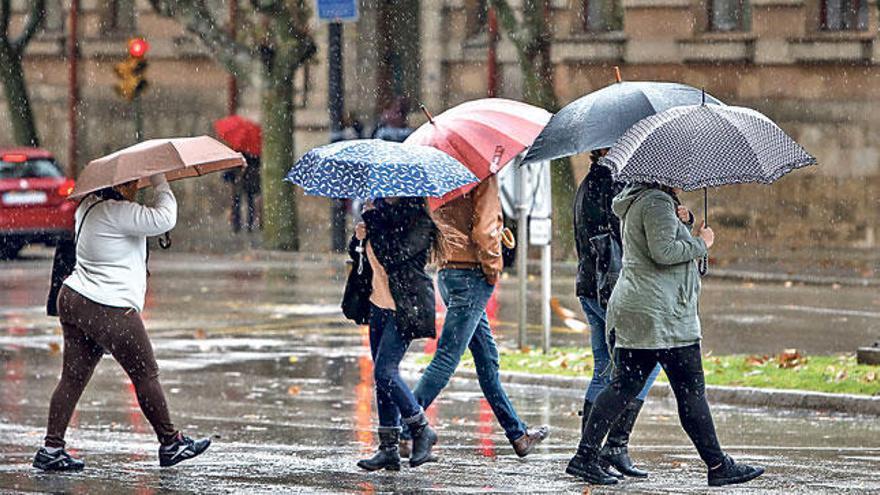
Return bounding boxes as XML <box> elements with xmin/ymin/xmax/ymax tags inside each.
<box><xmin>158</xmin><ymin>232</ymin><xmax>172</xmax><ymax>250</ymax></box>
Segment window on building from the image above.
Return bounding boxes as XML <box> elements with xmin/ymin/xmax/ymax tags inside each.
<box><xmin>42</xmin><ymin>0</ymin><xmax>65</xmax><ymax>34</ymax></box>
<box><xmin>101</xmin><ymin>0</ymin><xmax>136</xmax><ymax>35</ymax></box>
<box><xmin>820</xmin><ymin>0</ymin><xmax>869</xmax><ymax>31</ymax></box>
<box><xmin>708</xmin><ymin>0</ymin><xmax>750</xmax><ymax>32</ymax></box>
<box><xmin>465</xmin><ymin>0</ymin><xmax>489</xmax><ymax>38</ymax></box>
<box><xmin>582</xmin><ymin>0</ymin><xmax>623</xmax><ymax>32</ymax></box>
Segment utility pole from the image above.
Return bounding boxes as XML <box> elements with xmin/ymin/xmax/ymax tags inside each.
<box><xmin>227</xmin><ymin>0</ymin><xmax>238</xmax><ymax>115</ymax></box>
<box><xmin>67</xmin><ymin>0</ymin><xmax>80</xmax><ymax>175</ymax></box>
<box><xmin>328</xmin><ymin>21</ymin><xmax>347</xmax><ymax>252</ymax></box>
<box><xmin>487</xmin><ymin>6</ymin><xmax>499</xmax><ymax>97</ymax></box>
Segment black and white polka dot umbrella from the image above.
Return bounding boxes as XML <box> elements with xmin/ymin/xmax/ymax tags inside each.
<box><xmin>601</xmin><ymin>104</ymin><xmax>817</xmax><ymax>190</ymax></box>
<box><xmin>601</xmin><ymin>104</ymin><xmax>816</xmax><ymax>275</ymax></box>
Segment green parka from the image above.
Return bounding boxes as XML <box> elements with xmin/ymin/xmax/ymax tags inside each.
<box><xmin>605</xmin><ymin>184</ymin><xmax>708</xmax><ymax>350</ymax></box>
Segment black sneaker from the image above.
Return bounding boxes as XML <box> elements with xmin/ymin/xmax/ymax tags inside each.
<box><xmin>708</xmin><ymin>455</ymin><xmax>765</xmax><ymax>487</ymax></box>
<box><xmin>32</xmin><ymin>447</ymin><xmax>84</xmax><ymax>472</ymax></box>
<box><xmin>158</xmin><ymin>434</ymin><xmax>211</xmax><ymax>467</ymax></box>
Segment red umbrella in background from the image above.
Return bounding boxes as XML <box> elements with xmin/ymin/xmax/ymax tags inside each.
<box><xmin>404</xmin><ymin>98</ymin><xmax>551</xmax><ymax>209</ymax></box>
<box><xmin>213</xmin><ymin>115</ymin><xmax>262</xmax><ymax>156</ymax></box>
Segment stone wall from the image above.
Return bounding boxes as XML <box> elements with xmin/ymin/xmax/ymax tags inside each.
<box><xmin>2</xmin><ymin>1</ymin><xmax>878</xmax><ymax>263</ymax></box>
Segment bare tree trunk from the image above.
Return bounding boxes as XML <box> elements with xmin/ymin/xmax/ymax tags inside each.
<box><xmin>261</xmin><ymin>61</ymin><xmax>298</xmax><ymax>250</ymax></box>
<box><xmin>0</xmin><ymin>43</ymin><xmax>39</xmax><ymax>146</ymax></box>
<box><xmin>0</xmin><ymin>0</ymin><xmax>46</xmax><ymax>147</ymax></box>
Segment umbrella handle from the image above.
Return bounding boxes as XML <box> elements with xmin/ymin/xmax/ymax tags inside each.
<box><xmin>158</xmin><ymin>232</ymin><xmax>172</xmax><ymax>250</ymax></box>
<box><xmin>699</xmin><ymin>187</ymin><xmax>708</xmax><ymax>276</ymax></box>
<box><xmin>356</xmin><ymin>239</ymin><xmax>366</xmax><ymax>275</ymax></box>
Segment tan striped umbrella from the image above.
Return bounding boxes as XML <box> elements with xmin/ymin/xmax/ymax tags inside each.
<box><xmin>70</xmin><ymin>136</ymin><xmax>245</xmax><ymax>200</ymax></box>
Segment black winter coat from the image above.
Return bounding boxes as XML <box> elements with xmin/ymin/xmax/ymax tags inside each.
<box><xmin>344</xmin><ymin>200</ymin><xmax>437</xmax><ymax>340</ymax></box>
<box><xmin>574</xmin><ymin>162</ymin><xmax>624</xmax><ymax>302</ymax></box>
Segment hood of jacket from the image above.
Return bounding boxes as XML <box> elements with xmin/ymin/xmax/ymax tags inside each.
<box><xmin>611</xmin><ymin>183</ymin><xmax>652</xmax><ymax>220</ymax></box>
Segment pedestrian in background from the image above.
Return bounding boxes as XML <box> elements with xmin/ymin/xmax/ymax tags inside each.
<box><xmin>371</xmin><ymin>96</ymin><xmax>414</xmax><ymax>143</ymax></box>
<box><xmin>34</xmin><ymin>174</ymin><xmax>211</xmax><ymax>472</ymax></box>
<box><xmin>402</xmin><ymin>176</ymin><xmax>550</xmax><ymax>458</ymax></box>
<box><xmin>566</xmin><ymin>183</ymin><xmax>764</xmax><ymax>487</ymax></box>
<box><xmin>224</xmin><ymin>152</ymin><xmax>261</xmax><ymax>232</ymax></box>
<box><xmin>573</xmin><ymin>148</ymin><xmax>661</xmax><ymax>479</ymax></box>
<box><xmin>346</xmin><ymin>197</ymin><xmax>440</xmax><ymax>471</ymax></box>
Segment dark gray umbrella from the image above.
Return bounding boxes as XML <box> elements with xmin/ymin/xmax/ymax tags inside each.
<box><xmin>521</xmin><ymin>81</ymin><xmax>723</xmax><ymax>165</ymax></box>
<box><xmin>602</xmin><ymin>104</ymin><xmax>817</xmax><ymax>274</ymax></box>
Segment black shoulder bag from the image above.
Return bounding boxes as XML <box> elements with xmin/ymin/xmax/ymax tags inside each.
<box><xmin>46</xmin><ymin>199</ymin><xmax>105</xmax><ymax>316</ymax></box>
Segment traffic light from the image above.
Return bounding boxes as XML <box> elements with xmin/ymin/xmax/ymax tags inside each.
<box><xmin>114</xmin><ymin>38</ymin><xmax>149</xmax><ymax>102</ymax></box>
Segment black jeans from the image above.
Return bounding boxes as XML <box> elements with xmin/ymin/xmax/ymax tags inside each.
<box><xmin>577</xmin><ymin>343</ymin><xmax>725</xmax><ymax>467</ymax></box>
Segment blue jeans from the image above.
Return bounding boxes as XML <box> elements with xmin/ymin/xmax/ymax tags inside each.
<box><xmin>412</xmin><ymin>269</ymin><xmax>527</xmax><ymax>442</ymax></box>
<box><xmin>580</xmin><ymin>296</ymin><xmax>660</xmax><ymax>403</ymax></box>
<box><xmin>369</xmin><ymin>305</ymin><xmax>421</xmax><ymax>427</ymax></box>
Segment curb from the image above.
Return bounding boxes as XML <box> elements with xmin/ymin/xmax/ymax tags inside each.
<box><xmin>403</xmin><ymin>364</ymin><xmax>880</xmax><ymax>416</ymax></box>
<box><xmin>542</xmin><ymin>260</ymin><xmax>879</xmax><ymax>288</ymax></box>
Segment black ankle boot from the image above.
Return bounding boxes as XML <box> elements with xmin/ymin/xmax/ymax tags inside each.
<box><xmin>566</xmin><ymin>451</ymin><xmax>618</xmax><ymax>485</ymax></box>
<box><xmin>405</xmin><ymin>411</ymin><xmax>437</xmax><ymax>468</ymax></box>
<box><xmin>357</xmin><ymin>427</ymin><xmax>401</xmax><ymax>472</ymax></box>
<box><xmin>600</xmin><ymin>398</ymin><xmax>649</xmax><ymax>478</ymax></box>
<box><xmin>708</xmin><ymin>454</ymin><xmax>765</xmax><ymax>487</ymax></box>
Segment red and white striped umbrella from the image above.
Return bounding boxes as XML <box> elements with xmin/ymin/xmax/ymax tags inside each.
<box><xmin>405</xmin><ymin>98</ymin><xmax>551</xmax><ymax>209</ymax></box>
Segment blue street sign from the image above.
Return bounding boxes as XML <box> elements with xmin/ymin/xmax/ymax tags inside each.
<box><xmin>316</xmin><ymin>0</ymin><xmax>359</xmax><ymax>22</ymax></box>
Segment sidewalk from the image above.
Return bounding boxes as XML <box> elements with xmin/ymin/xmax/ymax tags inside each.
<box><xmin>402</xmin><ymin>362</ymin><xmax>880</xmax><ymax>416</ymax></box>
<box><xmin>243</xmin><ymin>248</ymin><xmax>880</xmax><ymax>287</ymax></box>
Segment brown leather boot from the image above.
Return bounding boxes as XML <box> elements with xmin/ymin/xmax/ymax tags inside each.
<box><xmin>511</xmin><ymin>425</ymin><xmax>550</xmax><ymax>457</ymax></box>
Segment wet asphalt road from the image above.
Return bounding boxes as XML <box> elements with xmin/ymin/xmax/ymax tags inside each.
<box><xmin>1</xmin><ymin>250</ymin><xmax>880</xmax><ymax>494</ymax></box>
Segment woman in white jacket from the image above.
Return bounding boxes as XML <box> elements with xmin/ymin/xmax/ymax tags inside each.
<box><xmin>33</xmin><ymin>174</ymin><xmax>211</xmax><ymax>472</ymax></box>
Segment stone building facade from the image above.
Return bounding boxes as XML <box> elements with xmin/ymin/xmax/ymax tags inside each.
<box><xmin>2</xmin><ymin>0</ymin><xmax>878</xmax><ymax>265</ymax></box>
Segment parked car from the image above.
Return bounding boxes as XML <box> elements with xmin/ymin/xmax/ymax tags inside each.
<box><xmin>0</xmin><ymin>147</ymin><xmax>76</xmax><ymax>259</ymax></box>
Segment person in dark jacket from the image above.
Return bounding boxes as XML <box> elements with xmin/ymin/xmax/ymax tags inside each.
<box><xmin>573</xmin><ymin>149</ymin><xmax>661</xmax><ymax>479</ymax></box>
<box><xmin>224</xmin><ymin>152</ymin><xmax>261</xmax><ymax>232</ymax></box>
<box><xmin>344</xmin><ymin>197</ymin><xmax>439</xmax><ymax>471</ymax></box>
<box><xmin>567</xmin><ymin>183</ymin><xmax>765</xmax><ymax>487</ymax></box>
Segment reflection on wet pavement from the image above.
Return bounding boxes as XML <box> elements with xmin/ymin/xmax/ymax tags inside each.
<box><xmin>1</xmin><ymin>252</ymin><xmax>879</xmax><ymax>493</ymax></box>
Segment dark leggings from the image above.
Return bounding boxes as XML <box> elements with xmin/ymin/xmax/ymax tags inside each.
<box><xmin>578</xmin><ymin>343</ymin><xmax>725</xmax><ymax>467</ymax></box>
<box><xmin>45</xmin><ymin>286</ymin><xmax>178</xmax><ymax>448</ymax></box>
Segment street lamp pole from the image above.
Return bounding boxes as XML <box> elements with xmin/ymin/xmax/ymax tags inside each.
<box><xmin>328</xmin><ymin>21</ymin><xmax>347</xmax><ymax>252</ymax></box>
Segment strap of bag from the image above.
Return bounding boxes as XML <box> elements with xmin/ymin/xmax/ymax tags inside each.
<box><xmin>75</xmin><ymin>197</ymin><xmax>107</xmax><ymax>245</ymax></box>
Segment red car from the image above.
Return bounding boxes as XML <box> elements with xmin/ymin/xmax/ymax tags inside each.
<box><xmin>0</xmin><ymin>147</ymin><xmax>76</xmax><ymax>259</ymax></box>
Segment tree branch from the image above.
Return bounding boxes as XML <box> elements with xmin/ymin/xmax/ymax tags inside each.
<box><xmin>488</xmin><ymin>0</ymin><xmax>527</xmax><ymax>55</ymax></box>
<box><xmin>1</xmin><ymin>0</ymin><xmax>11</xmax><ymax>43</ymax></box>
<box><xmin>149</xmin><ymin>0</ymin><xmax>255</xmax><ymax>77</ymax></box>
<box><xmin>12</xmin><ymin>0</ymin><xmax>46</xmax><ymax>51</ymax></box>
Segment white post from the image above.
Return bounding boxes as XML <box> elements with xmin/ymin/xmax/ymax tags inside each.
<box><xmin>516</xmin><ymin>162</ymin><xmax>529</xmax><ymax>350</ymax></box>
<box><xmin>541</xmin><ymin>241</ymin><xmax>552</xmax><ymax>353</ymax></box>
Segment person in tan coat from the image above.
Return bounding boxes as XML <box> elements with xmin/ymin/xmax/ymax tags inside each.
<box><xmin>402</xmin><ymin>175</ymin><xmax>550</xmax><ymax>457</ymax></box>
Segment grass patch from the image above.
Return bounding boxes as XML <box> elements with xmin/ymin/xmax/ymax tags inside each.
<box><xmin>414</xmin><ymin>347</ymin><xmax>880</xmax><ymax>396</ymax></box>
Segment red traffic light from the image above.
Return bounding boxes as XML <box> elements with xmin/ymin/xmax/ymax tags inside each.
<box><xmin>128</xmin><ymin>38</ymin><xmax>149</xmax><ymax>58</ymax></box>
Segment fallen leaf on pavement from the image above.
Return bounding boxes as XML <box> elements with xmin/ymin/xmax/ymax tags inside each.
<box><xmin>287</xmin><ymin>385</ymin><xmax>301</xmax><ymax>396</ymax></box>
<box><xmin>48</xmin><ymin>342</ymin><xmax>61</xmax><ymax>355</ymax></box>
<box><xmin>193</xmin><ymin>328</ymin><xmax>207</xmax><ymax>339</ymax></box>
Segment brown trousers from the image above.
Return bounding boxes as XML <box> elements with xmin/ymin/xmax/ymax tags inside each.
<box><xmin>45</xmin><ymin>286</ymin><xmax>177</xmax><ymax>448</ymax></box>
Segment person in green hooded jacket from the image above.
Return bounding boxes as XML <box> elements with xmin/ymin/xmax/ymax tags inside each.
<box><xmin>566</xmin><ymin>183</ymin><xmax>765</xmax><ymax>488</ymax></box>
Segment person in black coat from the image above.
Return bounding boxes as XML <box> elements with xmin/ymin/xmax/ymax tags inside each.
<box><xmin>342</xmin><ymin>197</ymin><xmax>439</xmax><ymax>471</ymax></box>
<box><xmin>573</xmin><ymin>149</ymin><xmax>661</xmax><ymax>479</ymax></box>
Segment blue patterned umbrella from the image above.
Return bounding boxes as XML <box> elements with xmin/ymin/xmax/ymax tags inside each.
<box><xmin>285</xmin><ymin>139</ymin><xmax>479</xmax><ymax>199</ymax></box>
<box><xmin>522</xmin><ymin>81</ymin><xmax>723</xmax><ymax>165</ymax></box>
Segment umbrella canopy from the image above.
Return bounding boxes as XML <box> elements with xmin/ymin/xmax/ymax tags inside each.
<box><xmin>213</xmin><ymin>115</ymin><xmax>262</xmax><ymax>156</ymax></box>
<box><xmin>601</xmin><ymin>104</ymin><xmax>817</xmax><ymax>190</ymax></box>
<box><xmin>70</xmin><ymin>136</ymin><xmax>245</xmax><ymax>200</ymax></box>
<box><xmin>404</xmin><ymin>98</ymin><xmax>551</xmax><ymax>209</ymax></box>
<box><xmin>522</xmin><ymin>81</ymin><xmax>723</xmax><ymax>165</ymax></box>
<box><xmin>285</xmin><ymin>139</ymin><xmax>478</xmax><ymax>199</ymax></box>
